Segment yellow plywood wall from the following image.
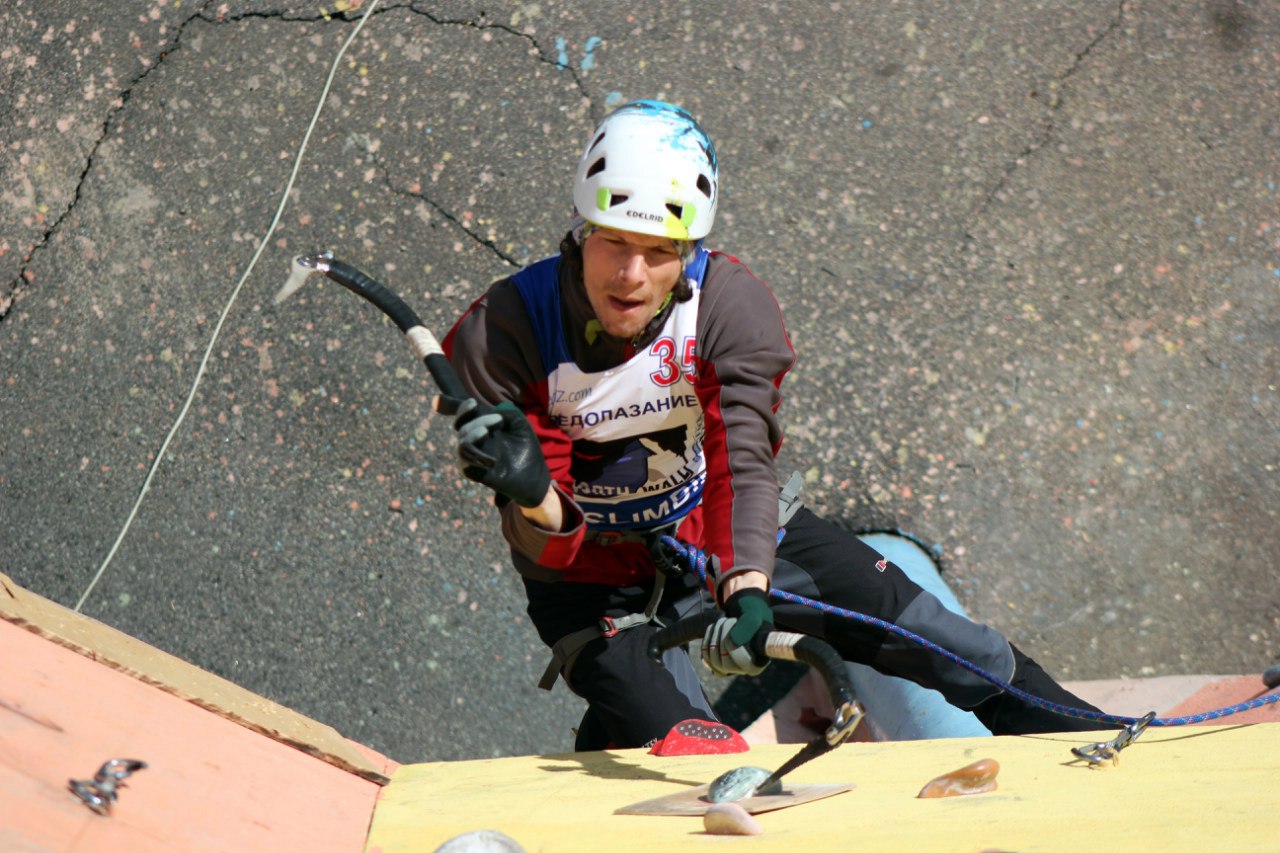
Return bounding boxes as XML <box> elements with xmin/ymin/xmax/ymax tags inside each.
<box><xmin>367</xmin><ymin>722</ymin><xmax>1280</xmax><ymax>853</ymax></box>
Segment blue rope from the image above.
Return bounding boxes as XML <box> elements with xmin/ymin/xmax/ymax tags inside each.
<box><xmin>659</xmin><ymin>535</ymin><xmax>1280</xmax><ymax>728</ymax></box>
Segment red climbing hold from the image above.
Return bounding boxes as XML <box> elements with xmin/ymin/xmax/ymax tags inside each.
<box><xmin>649</xmin><ymin>719</ymin><xmax>749</xmax><ymax>756</ymax></box>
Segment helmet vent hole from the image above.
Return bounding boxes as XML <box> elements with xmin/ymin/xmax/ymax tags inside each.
<box><xmin>587</xmin><ymin>131</ymin><xmax>606</xmax><ymax>153</ymax></box>
<box><xmin>608</xmin><ymin>194</ymin><xmax>630</xmax><ymax>208</ymax></box>
<box><xmin>586</xmin><ymin>157</ymin><xmax>606</xmax><ymax>179</ymax></box>
<box><xmin>666</xmin><ymin>203</ymin><xmax>684</xmax><ymax>219</ymax></box>
<box><xmin>697</xmin><ymin>175</ymin><xmax>712</xmax><ymax>198</ymax></box>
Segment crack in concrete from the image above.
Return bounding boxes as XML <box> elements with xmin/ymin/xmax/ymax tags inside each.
<box><xmin>394</xmin><ymin>2</ymin><xmax>594</xmax><ymax>105</ymax></box>
<box><xmin>363</xmin><ymin>142</ymin><xmax>521</xmax><ymax>269</ymax></box>
<box><xmin>964</xmin><ymin>0</ymin><xmax>1128</xmax><ymax>246</ymax></box>
<box><xmin>369</xmin><ymin>2</ymin><xmax>596</xmax><ymax>269</ymax></box>
<box><xmin>1</xmin><ymin>1</ymin><xmax>591</xmax><ymax>320</ymax></box>
<box><xmin>197</xmin><ymin>1</ymin><xmax>594</xmax><ymax>272</ymax></box>
<box><xmin>197</xmin><ymin>2</ymin><xmax>594</xmax><ymax>109</ymax></box>
<box><xmin>0</xmin><ymin>0</ymin><xmax>219</xmax><ymax>322</ymax></box>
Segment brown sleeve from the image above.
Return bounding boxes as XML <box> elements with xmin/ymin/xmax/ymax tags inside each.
<box><xmin>442</xmin><ymin>279</ymin><xmax>586</xmax><ymax>567</ymax></box>
<box><xmin>693</xmin><ymin>253</ymin><xmax>797</xmax><ymax>593</ymax></box>
<box><xmin>443</xmin><ymin>278</ymin><xmax>543</xmax><ymax>407</ymax></box>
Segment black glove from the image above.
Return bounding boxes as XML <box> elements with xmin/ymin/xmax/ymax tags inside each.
<box><xmin>435</xmin><ymin>395</ymin><xmax>551</xmax><ymax>508</ymax></box>
<box><xmin>701</xmin><ymin>587</ymin><xmax>774</xmax><ymax>677</ymax></box>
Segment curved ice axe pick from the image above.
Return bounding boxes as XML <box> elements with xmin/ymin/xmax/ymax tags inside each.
<box><xmin>649</xmin><ymin>611</ymin><xmax>866</xmax><ymax>800</ymax></box>
<box><xmin>274</xmin><ymin>251</ymin><xmax>470</xmax><ymax>403</ymax></box>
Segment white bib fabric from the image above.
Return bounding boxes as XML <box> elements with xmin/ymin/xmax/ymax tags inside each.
<box><xmin>512</xmin><ymin>251</ymin><xmax>709</xmax><ymax>531</ymax></box>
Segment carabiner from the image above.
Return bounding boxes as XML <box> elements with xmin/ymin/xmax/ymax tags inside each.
<box><xmin>1071</xmin><ymin>711</ymin><xmax>1156</xmax><ymax>767</ymax></box>
<box><xmin>69</xmin><ymin>758</ymin><xmax>147</xmax><ymax>815</ymax></box>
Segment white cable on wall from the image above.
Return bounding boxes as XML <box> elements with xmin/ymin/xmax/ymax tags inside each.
<box><xmin>76</xmin><ymin>0</ymin><xmax>382</xmax><ymax>612</ymax></box>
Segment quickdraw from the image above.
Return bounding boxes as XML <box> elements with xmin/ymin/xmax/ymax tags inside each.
<box><xmin>1071</xmin><ymin>711</ymin><xmax>1156</xmax><ymax>767</ymax></box>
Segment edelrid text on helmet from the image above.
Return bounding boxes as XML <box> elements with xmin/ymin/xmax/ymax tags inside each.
<box><xmin>573</xmin><ymin>100</ymin><xmax>718</xmax><ymax>242</ymax></box>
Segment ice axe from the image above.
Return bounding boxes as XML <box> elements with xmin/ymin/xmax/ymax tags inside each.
<box><xmin>274</xmin><ymin>250</ymin><xmax>469</xmax><ymax>403</ymax></box>
<box><xmin>648</xmin><ymin>611</ymin><xmax>865</xmax><ymax>800</ymax></box>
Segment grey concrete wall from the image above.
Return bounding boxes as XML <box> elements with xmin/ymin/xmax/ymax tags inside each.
<box><xmin>2</xmin><ymin>0</ymin><xmax>1275</xmax><ymax>760</ymax></box>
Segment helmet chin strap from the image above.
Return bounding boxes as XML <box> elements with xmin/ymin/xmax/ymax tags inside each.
<box><xmin>583</xmin><ymin>292</ymin><xmax>675</xmax><ymax>348</ymax></box>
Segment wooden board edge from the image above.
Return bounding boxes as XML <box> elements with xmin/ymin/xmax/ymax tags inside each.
<box><xmin>0</xmin><ymin>571</ymin><xmax>393</xmax><ymax>785</ymax></box>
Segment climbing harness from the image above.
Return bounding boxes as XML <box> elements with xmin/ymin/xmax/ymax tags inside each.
<box><xmin>777</xmin><ymin>470</ymin><xmax>805</xmax><ymax>528</ymax></box>
<box><xmin>537</xmin><ymin>525</ymin><xmax>680</xmax><ymax>691</ymax></box>
<box><xmin>538</xmin><ymin>471</ymin><xmax>810</xmax><ymax>691</ymax></box>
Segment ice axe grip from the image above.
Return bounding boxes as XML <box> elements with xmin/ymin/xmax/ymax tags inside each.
<box><xmin>647</xmin><ymin>611</ymin><xmax>857</xmax><ymax>710</ymax></box>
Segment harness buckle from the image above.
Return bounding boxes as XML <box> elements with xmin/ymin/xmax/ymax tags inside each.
<box><xmin>597</xmin><ymin>611</ymin><xmax>654</xmax><ymax>639</ymax></box>
<box><xmin>778</xmin><ymin>470</ymin><xmax>805</xmax><ymax>528</ymax></box>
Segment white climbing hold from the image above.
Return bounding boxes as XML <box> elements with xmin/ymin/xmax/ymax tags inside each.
<box><xmin>703</xmin><ymin>802</ymin><xmax>763</xmax><ymax>835</ymax></box>
<box><xmin>433</xmin><ymin>829</ymin><xmax>527</xmax><ymax>852</ymax></box>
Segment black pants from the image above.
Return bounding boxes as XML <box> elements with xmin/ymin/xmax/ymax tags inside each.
<box><xmin>524</xmin><ymin>507</ymin><xmax>1102</xmax><ymax>750</ymax></box>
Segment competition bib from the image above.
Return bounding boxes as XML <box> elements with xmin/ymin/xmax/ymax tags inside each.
<box><xmin>514</xmin><ymin>251</ymin><xmax>709</xmax><ymax>530</ymax></box>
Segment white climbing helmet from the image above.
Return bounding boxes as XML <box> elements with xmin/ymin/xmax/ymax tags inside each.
<box><xmin>572</xmin><ymin>100</ymin><xmax>718</xmax><ymax>242</ymax></box>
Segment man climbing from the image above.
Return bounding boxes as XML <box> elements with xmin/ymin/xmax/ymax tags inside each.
<box><xmin>438</xmin><ymin>100</ymin><xmax>1102</xmax><ymax>750</ymax></box>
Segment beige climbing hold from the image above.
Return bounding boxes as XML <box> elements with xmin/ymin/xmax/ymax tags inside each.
<box><xmin>704</xmin><ymin>801</ymin><xmax>764</xmax><ymax>835</ymax></box>
<box><xmin>917</xmin><ymin>758</ymin><xmax>1000</xmax><ymax>799</ymax></box>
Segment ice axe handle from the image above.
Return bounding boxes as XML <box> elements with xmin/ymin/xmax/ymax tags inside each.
<box><xmin>648</xmin><ymin>611</ymin><xmax>858</xmax><ymax>710</ymax></box>
<box><xmin>647</xmin><ymin>610</ymin><xmax>719</xmax><ymax>662</ymax></box>
<box><xmin>318</xmin><ymin>257</ymin><xmax>470</xmax><ymax>403</ymax></box>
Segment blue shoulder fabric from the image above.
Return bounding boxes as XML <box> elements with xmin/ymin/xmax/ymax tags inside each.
<box><xmin>511</xmin><ymin>247</ymin><xmax>711</xmax><ymax>376</ymax></box>
<box><xmin>511</xmin><ymin>255</ymin><xmax>571</xmax><ymax>376</ymax></box>
<box><xmin>685</xmin><ymin>246</ymin><xmax>709</xmax><ymax>290</ymax></box>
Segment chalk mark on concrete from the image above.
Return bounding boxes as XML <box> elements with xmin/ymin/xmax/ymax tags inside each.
<box><xmin>965</xmin><ymin>0</ymin><xmax>1129</xmax><ymax>240</ymax></box>
<box><xmin>2</xmin><ymin>1</ymin><xmax>593</xmax><ymax>321</ymax></box>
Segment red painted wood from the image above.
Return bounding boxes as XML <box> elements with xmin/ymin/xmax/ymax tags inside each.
<box><xmin>0</xmin><ymin>620</ymin><xmax>379</xmax><ymax>853</ymax></box>
<box><xmin>1165</xmin><ymin>674</ymin><xmax>1280</xmax><ymax>726</ymax></box>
